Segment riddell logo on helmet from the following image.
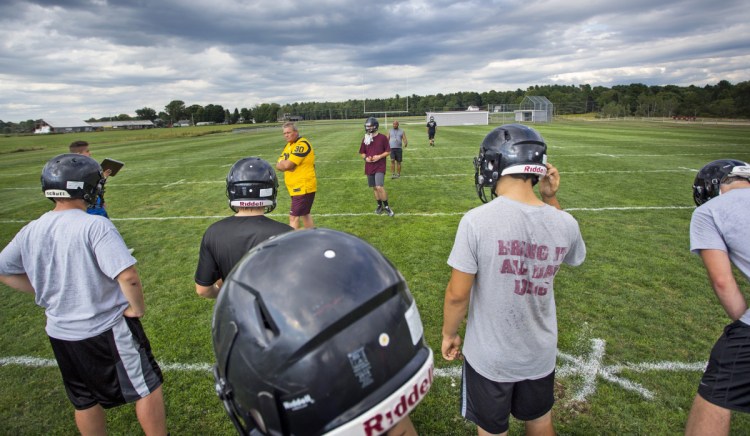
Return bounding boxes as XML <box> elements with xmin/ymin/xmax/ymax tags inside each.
<box><xmin>238</xmin><ymin>200</ymin><xmax>264</xmax><ymax>207</ymax></box>
<box><xmin>361</xmin><ymin>365</ymin><xmax>433</xmax><ymax>436</ymax></box>
<box><xmin>524</xmin><ymin>165</ymin><xmax>545</xmax><ymax>174</ymax></box>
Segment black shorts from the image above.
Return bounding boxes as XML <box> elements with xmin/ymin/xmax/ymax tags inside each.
<box><xmin>461</xmin><ymin>359</ymin><xmax>554</xmax><ymax>434</ymax></box>
<box><xmin>49</xmin><ymin>316</ymin><xmax>163</xmax><ymax>410</ymax></box>
<box><xmin>428</xmin><ymin>132</ymin><xmax>436</xmax><ymax>139</ymax></box>
<box><xmin>390</xmin><ymin>148</ymin><xmax>403</xmax><ymax>163</ymax></box>
<box><xmin>697</xmin><ymin>320</ymin><xmax>750</xmax><ymax>413</ymax></box>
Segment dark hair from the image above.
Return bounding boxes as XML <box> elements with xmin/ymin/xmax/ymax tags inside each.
<box><xmin>69</xmin><ymin>140</ymin><xmax>89</xmax><ymax>153</ymax></box>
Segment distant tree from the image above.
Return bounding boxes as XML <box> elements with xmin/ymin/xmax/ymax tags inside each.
<box><xmin>240</xmin><ymin>107</ymin><xmax>253</xmax><ymax>123</ymax></box>
<box><xmin>165</xmin><ymin>100</ymin><xmax>186</xmax><ymax>123</ymax></box>
<box><xmin>135</xmin><ymin>107</ymin><xmax>157</xmax><ymax>120</ymax></box>
<box><xmin>116</xmin><ymin>114</ymin><xmax>132</xmax><ymax>121</ymax></box>
<box><xmin>232</xmin><ymin>108</ymin><xmax>240</xmax><ymax>124</ymax></box>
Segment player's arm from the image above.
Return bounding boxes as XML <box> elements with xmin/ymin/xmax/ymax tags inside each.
<box><xmin>196</xmin><ymin>279</ymin><xmax>223</xmax><ymax>299</ymax></box>
<box><xmin>116</xmin><ymin>265</ymin><xmax>146</xmax><ymax>318</ymax></box>
<box><xmin>441</xmin><ymin>268</ymin><xmax>474</xmax><ymax>361</ymax></box>
<box><xmin>276</xmin><ymin>159</ymin><xmax>297</xmax><ymax>171</ymax></box>
<box><xmin>402</xmin><ymin>131</ymin><xmax>407</xmax><ymax>147</ymax></box>
<box><xmin>0</xmin><ymin>273</ymin><xmax>34</xmax><ymax>294</ymax></box>
<box><xmin>700</xmin><ymin>249</ymin><xmax>748</xmax><ymax>320</ymax></box>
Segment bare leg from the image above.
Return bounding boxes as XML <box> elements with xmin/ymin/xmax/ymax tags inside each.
<box><xmin>685</xmin><ymin>394</ymin><xmax>730</xmax><ymax>436</ymax></box>
<box><xmin>301</xmin><ymin>214</ymin><xmax>314</xmax><ymax>229</ymax></box>
<box><xmin>135</xmin><ymin>386</ymin><xmax>167</xmax><ymax>436</ymax></box>
<box><xmin>289</xmin><ymin>215</ymin><xmax>300</xmax><ymax>230</ymax></box>
<box><xmin>74</xmin><ymin>405</ymin><xmax>107</xmax><ymax>436</ymax></box>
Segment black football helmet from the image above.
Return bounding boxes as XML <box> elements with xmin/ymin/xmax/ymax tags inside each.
<box><xmin>226</xmin><ymin>157</ymin><xmax>278</xmax><ymax>213</ymax></box>
<box><xmin>474</xmin><ymin>124</ymin><xmax>548</xmax><ymax>203</ymax></box>
<box><xmin>693</xmin><ymin>159</ymin><xmax>750</xmax><ymax>206</ymax></box>
<box><xmin>365</xmin><ymin>117</ymin><xmax>379</xmax><ymax>133</ymax></box>
<box><xmin>212</xmin><ymin>228</ymin><xmax>433</xmax><ymax>436</ymax></box>
<box><xmin>41</xmin><ymin>153</ymin><xmax>103</xmax><ymax>205</ymax></box>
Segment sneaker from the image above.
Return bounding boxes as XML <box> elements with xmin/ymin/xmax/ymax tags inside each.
<box><xmin>385</xmin><ymin>206</ymin><xmax>395</xmax><ymax>217</ymax></box>
<box><xmin>375</xmin><ymin>205</ymin><xmax>383</xmax><ymax>215</ymax></box>
<box><xmin>391</xmin><ymin>174</ymin><xmax>397</xmax><ymax>179</ymax></box>
<box><xmin>396</xmin><ymin>173</ymin><xmax>400</xmax><ymax>178</ymax></box>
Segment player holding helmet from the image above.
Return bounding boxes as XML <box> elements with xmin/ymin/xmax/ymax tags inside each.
<box><xmin>194</xmin><ymin>157</ymin><xmax>292</xmax><ymax>299</ymax></box>
<box><xmin>212</xmin><ymin>228</ymin><xmax>432</xmax><ymax>435</ymax></box>
<box><xmin>360</xmin><ymin>117</ymin><xmax>395</xmax><ymax>216</ymax></box>
<box><xmin>686</xmin><ymin>159</ymin><xmax>750</xmax><ymax>436</ymax></box>
<box><xmin>0</xmin><ymin>154</ymin><xmax>167</xmax><ymax>435</ymax></box>
<box><xmin>442</xmin><ymin>124</ymin><xmax>586</xmax><ymax>435</ymax></box>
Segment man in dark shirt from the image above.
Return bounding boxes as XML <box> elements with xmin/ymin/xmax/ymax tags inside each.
<box><xmin>194</xmin><ymin>157</ymin><xmax>292</xmax><ymax>298</ymax></box>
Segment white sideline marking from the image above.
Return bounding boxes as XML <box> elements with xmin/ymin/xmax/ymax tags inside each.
<box><xmin>0</xmin><ymin>168</ymin><xmax>700</xmax><ymax>191</ymax></box>
<box><xmin>162</xmin><ymin>179</ymin><xmax>185</xmax><ymax>188</ymax></box>
<box><xmin>1</xmin><ymin>338</ymin><xmax>707</xmax><ymax>403</ymax></box>
<box><xmin>0</xmin><ymin>206</ymin><xmax>694</xmax><ymax>224</ymax></box>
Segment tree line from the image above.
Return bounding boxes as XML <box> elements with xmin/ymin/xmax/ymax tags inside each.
<box><xmin>2</xmin><ymin>81</ymin><xmax>748</xmax><ymax>134</ymax></box>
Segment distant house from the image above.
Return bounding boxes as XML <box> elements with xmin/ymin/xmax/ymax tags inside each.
<box><xmin>281</xmin><ymin>113</ymin><xmax>304</xmax><ymax>122</ymax></box>
<box><xmin>87</xmin><ymin>120</ymin><xmax>155</xmax><ymax>130</ymax></box>
<box><xmin>175</xmin><ymin>119</ymin><xmax>192</xmax><ymax>127</ymax></box>
<box><xmin>466</xmin><ymin>105</ymin><xmax>481</xmax><ymax>111</ymax></box>
<box><xmin>34</xmin><ymin>118</ymin><xmax>93</xmax><ymax>134</ymax></box>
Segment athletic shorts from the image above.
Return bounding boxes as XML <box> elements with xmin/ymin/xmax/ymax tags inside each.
<box><xmin>48</xmin><ymin>316</ymin><xmax>163</xmax><ymax>410</ymax></box>
<box><xmin>461</xmin><ymin>359</ymin><xmax>555</xmax><ymax>434</ymax></box>
<box><xmin>367</xmin><ymin>173</ymin><xmax>385</xmax><ymax>188</ymax></box>
<box><xmin>428</xmin><ymin>132</ymin><xmax>436</xmax><ymax>139</ymax></box>
<box><xmin>390</xmin><ymin>148</ymin><xmax>403</xmax><ymax>163</ymax></box>
<box><xmin>290</xmin><ymin>192</ymin><xmax>315</xmax><ymax>217</ymax></box>
<box><xmin>697</xmin><ymin>320</ymin><xmax>750</xmax><ymax>413</ymax></box>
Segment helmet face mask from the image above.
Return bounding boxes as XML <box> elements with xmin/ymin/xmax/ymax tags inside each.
<box><xmin>226</xmin><ymin>157</ymin><xmax>278</xmax><ymax>213</ymax></box>
<box><xmin>365</xmin><ymin>117</ymin><xmax>379</xmax><ymax>134</ymax></box>
<box><xmin>41</xmin><ymin>153</ymin><xmax>103</xmax><ymax>205</ymax></box>
<box><xmin>693</xmin><ymin>159</ymin><xmax>750</xmax><ymax>206</ymax></box>
<box><xmin>212</xmin><ymin>228</ymin><xmax>433</xmax><ymax>435</ymax></box>
<box><xmin>474</xmin><ymin>124</ymin><xmax>548</xmax><ymax>203</ymax></box>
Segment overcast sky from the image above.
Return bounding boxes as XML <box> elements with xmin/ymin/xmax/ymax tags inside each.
<box><xmin>1</xmin><ymin>0</ymin><xmax>748</xmax><ymax>122</ymax></box>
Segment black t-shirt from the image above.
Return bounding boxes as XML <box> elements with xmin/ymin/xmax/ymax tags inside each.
<box><xmin>195</xmin><ymin>215</ymin><xmax>292</xmax><ymax>285</ymax></box>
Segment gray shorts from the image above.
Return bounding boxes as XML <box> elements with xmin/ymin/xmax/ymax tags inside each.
<box><xmin>367</xmin><ymin>172</ymin><xmax>385</xmax><ymax>187</ymax></box>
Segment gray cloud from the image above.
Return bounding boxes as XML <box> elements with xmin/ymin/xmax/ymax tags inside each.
<box><xmin>1</xmin><ymin>0</ymin><xmax>748</xmax><ymax>121</ymax></box>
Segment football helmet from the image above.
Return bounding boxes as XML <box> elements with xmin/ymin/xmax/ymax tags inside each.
<box><xmin>226</xmin><ymin>157</ymin><xmax>278</xmax><ymax>213</ymax></box>
<box><xmin>212</xmin><ymin>228</ymin><xmax>433</xmax><ymax>436</ymax></box>
<box><xmin>41</xmin><ymin>153</ymin><xmax>103</xmax><ymax>205</ymax></box>
<box><xmin>474</xmin><ymin>124</ymin><xmax>548</xmax><ymax>203</ymax></box>
<box><xmin>693</xmin><ymin>159</ymin><xmax>750</xmax><ymax>206</ymax></box>
<box><xmin>365</xmin><ymin>117</ymin><xmax>379</xmax><ymax>133</ymax></box>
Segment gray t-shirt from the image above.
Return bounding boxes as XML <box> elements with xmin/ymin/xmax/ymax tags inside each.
<box><xmin>690</xmin><ymin>187</ymin><xmax>750</xmax><ymax>324</ymax></box>
<box><xmin>389</xmin><ymin>128</ymin><xmax>405</xmax><ymax>149</ymax></box>
<box><xmin>448</xmin><ymin>196</ymin><xmax>586</xmax><ymax>382</ymax></box>
<box><xmin>0</xmin><ymin>209</ymin><xmax>135</xmax><ymax>340</ymax></box>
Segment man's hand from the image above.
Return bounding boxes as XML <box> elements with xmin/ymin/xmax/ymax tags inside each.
<box><xmin>539</xmin><ymin>163</ymin><xmax>562</xmax><ymax>209</ymax></box>
<box><xmin>441</xmin><ymin>334</ymin><xmax>462</xmax><ymax>361</ymax></box>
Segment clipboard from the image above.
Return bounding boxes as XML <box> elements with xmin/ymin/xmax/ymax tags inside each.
<box><xmin>101</xmin><ymin>158</ymin><xmax>124</xmax><ymax>176</ymax></box>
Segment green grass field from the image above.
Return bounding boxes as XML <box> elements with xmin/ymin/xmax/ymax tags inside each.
<box><xmin>2</xmin><ymin>119</ymin><xmax>750</xmax><ymax>435</ymax></box>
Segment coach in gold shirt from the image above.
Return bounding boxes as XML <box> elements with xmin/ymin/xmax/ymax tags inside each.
<box><xmin>276</xmin><ymin>122</ymin><xmax>317</xmax><ymax>229</ymax></box>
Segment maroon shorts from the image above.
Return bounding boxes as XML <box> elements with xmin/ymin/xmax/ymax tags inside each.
<box><xmin>290</xmin><ymin>192</ymin><xmax>315</xmax><ymax>216</ymax></box>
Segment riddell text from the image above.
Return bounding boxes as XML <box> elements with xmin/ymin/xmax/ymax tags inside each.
<box><xmin>361</xmin><ymin>366</ymin><xmax>433</xmax><ymax>436</ymax></box>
